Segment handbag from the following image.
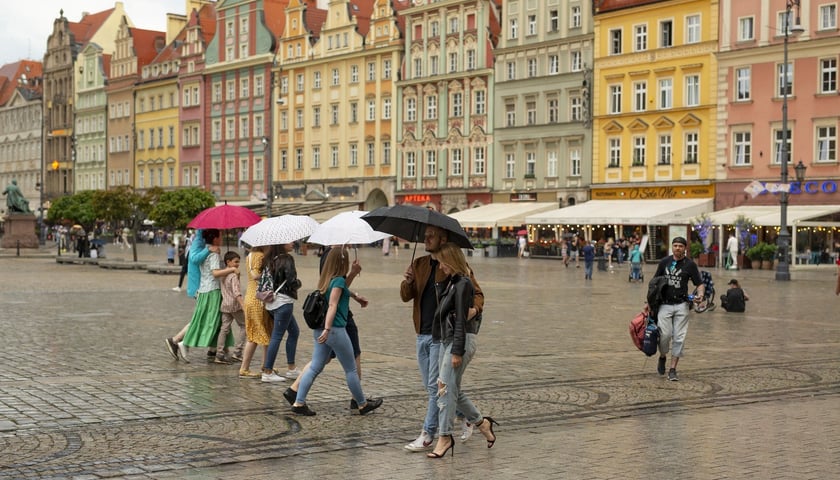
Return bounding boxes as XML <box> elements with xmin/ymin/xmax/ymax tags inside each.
<box><xmin>255</xmin><ymin>264</ymin><xmax>286</xmax><ymax>303</ymax></box>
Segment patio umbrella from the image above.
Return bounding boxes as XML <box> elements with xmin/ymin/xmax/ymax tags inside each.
<box><xmin>362</xmin><ymin>205</ymin><xmax>473</xmax><ymax>253</ymax></box>
<box><xmin>240</xmin><ymin>214</ymin><xmax>319</xmax><ymax>247</ymax></box>
<box><xmin>308</xmin><ymin>211</ymin><xmax>391</xmax><ymax>247</ymax></box>
<box><xmin>517</xmin><ymin>229</ymin><xmax>527</xmax><ymax>236</ymax></box>
<box><xmin>187</xmin><ymin>202</ymin><xmax>262</xmax><ymax>230</ymax></box>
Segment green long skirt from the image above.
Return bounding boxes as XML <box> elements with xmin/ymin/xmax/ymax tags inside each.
<box><xmin>182</xmin><ymin>289</ymin><xmax>233</xmax><ymax>348</ymax></box>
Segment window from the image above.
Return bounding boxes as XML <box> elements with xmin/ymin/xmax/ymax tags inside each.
<box><xmin>406</xmin><ymin>98</ymin><xmax>416</xmax><ymax>121</ymax></box>
<box><xmin>239</xmin><ymin>158</ymin><xmax>249</xmax><ymax>184</ymax></box>
<box><xmin>570</xmin><ymin>93</ymin><xmax>582</xmax><ymax>121</ymax></box>
<box><xmin>366</xmin><ymin>142</ymin><xmax>375</xmax><ymax>166</ymax></box>
<box><xmin>526</xmin><ymin>100</ymin><xmax>536</xmax><ymax>125</ymax></box>
<box><xmin>778</xmin><ymin>11</ymin><xmax>794</xmax><ymax>35</ymax></box>
<box><xmin>349</xmin><ymin>143</ymin><xmax>358</xmax><ymax>166</ymax></box>
<box><xmin>660</xmin><ymin>20</ymin><xmax>673</xmax><ymax>47</ymax></box>
<box><xmin>817</xmin><ymin>126</ymin><xmax>837</xmax><ymax>162</ymax></box>
<box><xmin>525</xmin><ymin>151</ymin><xmax>536</xmax><ymax>176</ymax></box>
<box><xmin>350</xmin><ymin>102</ymin><xmax>358</xmax><ymax>123</ymax></box>
<box><xmin>608</xmin><ymin>137</ymin><xmax>621</xmax><ymax>167</ymax></box>
<box><xmin>280</xmin><ymin>111</ymin><xmax>288</xmax><ymax>130</ymax></box>
<box><xmin>547</xmin><ymin>150</ymin><xmax>558</xmax><ymax>177</ymax></box>
<box><xmin>509</xmin><ymin>18</ymin><xmax>518</xmax><ymax>39</ymax></box>
<box><xmin>226</xmin><ymin>159</ymin><xmax>235</xmax><ymax>182</ymax></box>
<box><xmin>138</xmin><ymin>130</ymin><xmax>145</xmax><ymax>149</ymax></box>
<box><xmin>430</xmin><ymin>55</ymin><xmax>439</xmax><ymax>75</ymax></box>
<box><xmin>313</xmin><ymin>71</ymin><xmax>321</xmax><ymax>89</ymax></box>
<box><xmin>634</xmin><ymin>24</ymin><xmax>648</xmax><ymax>51</ymax></box>
<box><xmin>821</xmin><ymin>58</ymin><xmax>837</xmax><ymax>93</ymax></box>
<box><xmin>430</xmin><ymin>20</ymin><xmax>439</xmax><ymax>37</ymax></box>
<box><xmin>473</xmin><ymin>147</ymin><xmax>486</xmax><ymax>174</ymax></box>
<box><xmin>610</xmin><ymin>29</ymin><xmax>622</xmax><ymax>55</ymax></box>
<box><xmin>331</xmin><ymin>104</ymin><xmax>339</xmax><ymax>125</ymax></box>
<box><xmin>367</xmin><ymin>62</ymin><xmax>376</xmax><ymax>81</ymax></box>
<box><xmin>295</xmin><ymin>109</ymin><xmax>303</xmax><ymax>129</ymax></box>
<box><xmin>633</xmin><ymin>81</ymin><xmax>647</xmax><ymax>112</ymax></box>
<box><xmin>571</xmin><ymin>5</ymin><xmax>581</xmax><ymax>28</ymax></box>
<box><xmin>405</xmin><ymin>151</ymin><xmax>416</xmax><ymax>177</ymax></box>
<box><xmin>527</xmin><ymin>58</ymin><xmax>537</xmax><ymax>77</ymax></box>
<box><xmin>549</xmin><ymin>10</ymin><xmax>559</xmax><ymax>32</ymax></box>
<box><xmin>505</xmin><ymin>153</ymin><xmax>516</xmax><ymax>178</ymax></box>
<box><xmin>280</xmin><ymin>76</ymin><xmax>288</xmax><ymax>94</ymax></box>
<box><xmin>449</xmin><ymin>52</ymin><xmax>458</xmax><ymax>73</ymax></box>
<box><xmin>451</xmin><ymin>148</ymin><xmax>463</xmax><ymax>175</ymax></box>
<box><xmin>226</xmin><ymin>81</ymin><xmax>235</xmax><ymax>101</ymax></box>
<box><xmin>239</xmin><ymin>43</ymin><xmax>248</xmax><ymax>59</ymax></box>
<box><xmin>426</xmin><ymin>96</ymin><xmax>437</xmax><ymax>119</ymax></box>
<box><xmin>475</xmin><ymin>90</ymin><xmax>486</xmax><ymax>114</ymax></box>
<box><xmin>296</xmin><ymin>149</ymin><xmax>303</xmax><ymax>170</ymax></box>
<box><xmin>685</xmin><ymin>132</ymin><xmax>699</xmax><ymax>164</ymax></box>
<box><xmin>570</xmin><ymin>51</ymin><xmax>582</xmax><ymax>72</ymax></box>
<box><xmin>505</xmin><ymin>103</ymin><xmax>516</xmax><ymax>126</ymax></box>
<box><xmin>733</xmin><ymin>131</ymin><xmax>751</xmax><ymax>165</ymax></box>
<box><xmin>383</xmin><ymin>98</ymin><xmax>392</xmax><ymax>119</ymax></box>
<box><xmin>310</xmin><ymin>106</ymin><xmax>320</xmax><ymax>128</ymax></box>
<box><xmin>632</xmin><ymin>136</ymin><xmax>646</xmax><ymax>166</ymax></box>
<box><xmin>449</xmin><ymin>16</ymin><xmax>459</xmax><ymax>34</ymax></box>
<box><xmin>820</xmin><ymin>4</ymin><xmax>837</xmax><ymax>30</ymax></box>
<box><xmin>609</xmin><ymin>84</ymin><xmax>622</xmax><ymax>114</ymax></box>
<box><xmin>169</xmin><ymin>126</ymin><xmax>175</xmax><ymax>146</ymax></box>
<box><xmin>414</xmin><ymin>58</ymin><xmax>423</xmax><ymax>78</ymax></box>
<box><xmin>771</xmin><ymin>129</ymin><xmax>792</xmax><ymax>165</ymax></box>
<box><xmin>364</xmin><ymin>99</ymin><xmax>375</xmax><ymax>121</ymax></box>
<box><xmin>383</xmin><ymin>59</ymin><xmax>392</xmax><ymax>79</ymax></box>
<box><xmin>254</xmin><ymin>157</ymin><xmax>263</xmax><ymax>182</ymax></box>
<box><xmin>777</xmin><ymin>62</ymin><xmax>793</xmax><ymax>97</ymax></box>
<box><xmin>548</xmin><ymin>97</ymin><xmax>559</xmax><ymax>123</ymax></box>
<box><xmin>382</xmin><ymin>141</ymin><xmax>391</xmax><ymax>165</ymax></box>
<box><xmin>254</xmin><ymin>115</ymin><xmax>263</xmax><ymax>137</ymax></box>
<box><xmin>452</xmin><ymin>93</ymin><xmax>463</xmax><ymax>117</ymax></box>
<box><xmin>331</xmin><ymin>145</ymin><xmax>339</xmax><ymax>167</ymax></box>
<box><xmin>658</xmin><ymin>134</ymin><xmax>672</xmax><ymax>165</ymax></box>
<box><xmin>332</xmin><ymin>68</ymin><xmax>340</xmax><ymax>86</ymax></box>
<box><xmin>280</xmin><ymin>149</ymin><xmax>288</xmax><ymax>170</ymax></box>
<box><xmin>736</xmin><ymin>67</ymin><xmax>751</xmax><ymax>100</ymax></box>
<box><xmin>296</xmin><ymin>74</ymin><xmax>304</xmax><ymax>91</ymax></box>
<box><xmin>212</xmin><ymin>120</ymin><xmax>221</xmax><ymax>141</ymax></box>
<box><xmin>738</xmin><ymin>17</ymin><xmax>755</xmax><ymax>41</ymax></box>
<box><xmin>528</xmin><ymin>15</ymin><xmax>537</xmax><ymax>36</ymax></box>
<box><xmin>226</xmin><ymin>119</ymin><xmax>234</xmax><ymax>139</ymax></box>
<box><xmin>351</xmin><ymin>65</ymin><xmax>359</xmax><ymax>83</ymax></box>
<box><xmin>466</xmin><ymin>49</ymin><xmax>476</xmax><ymax>70</ymax></box>
<box><xmin>548</xmin><ymin>55</ymin><xmax>559</xmax><ymax>75</ymax></box>
<box><xmin>240</xmin><ymin>78</ymin><xmax>250</xmax><ymax>98</ymax></box>
<box><xmin>569</xmin><ymin>146</ymin><xmax>581</xmax><ymax>176</ymax></box>
<box><xmin>686</xmin><ymin>14</ymin><xmax>700</xmax><ymax>44</ymax></box>
<box><xmin>685</xmin><ymin>75</ymin><xmax>700</xmax><ymax>106</ymax></box>
<box><xmin>658</xmin><ymin>78</ymin><xmax>673</xmax><ymax>109</ymax></box>
<box><xmin>506</xmin><ymin>61</ymin><xmax>516</xmax><ymax>80</ymax></box>
<box><xmin>425</xmin><ymin>150</ymin><xmax>437</xmax><ymax>176</ymax></box>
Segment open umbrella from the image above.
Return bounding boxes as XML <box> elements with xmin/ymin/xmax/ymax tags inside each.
<box><xmin>308</xmin><ymin>211</ymin><xmax>391</xmax><ymax>246</ymax></box>
<box><xmin>517</xmin><ymin>229</ymin><xmax>527</xmax><ymax>236</ymax></box>
<box><xmin>362</xmin><ymin>205</ymin><xmax>473</xmax><ymax>250</ymax></box>
<box><xmin>240</xmin><ymin>214</ymin><xmax>319</xmax><ymax>247</ymax></box>
<box><xmin>187</xmin><ymin>202</ymin><xmax>262</xmax><ymax>230</ymax></box>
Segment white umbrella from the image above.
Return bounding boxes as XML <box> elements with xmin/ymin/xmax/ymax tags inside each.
<box><xmin>308</xmin><ymin>211</ymin><xmax>392</xmax><ymax>246</ymax></box>
<box><xmin>240</xmin><ymin>215</ymin><xmax>319</xmax><ymax>247</ymax></box>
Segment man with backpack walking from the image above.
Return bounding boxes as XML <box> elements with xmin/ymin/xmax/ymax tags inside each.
<box><xmin>651</xmin><ymin>236</ymin><xmax>705</xmax><ymax>381</ymax></box>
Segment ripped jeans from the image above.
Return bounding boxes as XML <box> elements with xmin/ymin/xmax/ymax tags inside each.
<box><xmin>436</xmin><ymin>334</ymin><xmax>483</xmax><ymax>436</ymax></box>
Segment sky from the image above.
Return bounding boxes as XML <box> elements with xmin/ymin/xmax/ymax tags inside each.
<box><xmin>0</xmin><ymin>0</ymin><xmax>186</xmax><ymax>67</ymax></box>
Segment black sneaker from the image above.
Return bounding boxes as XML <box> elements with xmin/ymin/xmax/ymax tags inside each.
<box><xmin>292</xmin><ymin>404</ymin><xmax>316</xmax><ymax>416</ymax></box>
<box><xmin>657</xmin><ymin>356</ymin><xmax>666</xmax><ymax>375</ymax></box>
<box><xmin>358</xmin><ymin>397</ymin><xmax>383</xmax><ymax>415</ymax></box>
<box><xmin>668</xmin><ymin>368</ymin><xmax>679</xmax><ymax>381</ymax></box>
<box><xmin>350</xmin><ymin>398</ymin><xmax>358</xmax><ymax>410</ymax></box>
<box><xmin>283</xmin><ymin>388</ymin><xmax>296</xmax><ymax>406</ymax></box>
<box><xmin>165</xmin><ymin>338</ymin><xmax>179</xmax><ymax>360</ymax></box>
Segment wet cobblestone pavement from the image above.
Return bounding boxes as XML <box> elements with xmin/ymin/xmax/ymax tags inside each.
<box><xmin>1</xmin><ymin>244</ymin><xmax>838</xmax><ymax>479</ymax></box>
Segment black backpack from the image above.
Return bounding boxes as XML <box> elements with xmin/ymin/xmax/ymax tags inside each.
<box><xmin>302</xmin><ymin>289</ymin><xmax>327</xmax><ymax>329</ymax></box>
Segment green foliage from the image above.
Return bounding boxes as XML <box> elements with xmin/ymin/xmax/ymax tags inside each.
<box><xmin>148</xmin><ymin>188</ymin><xmax>216</xmax><ymax>229</ymax></box>
<box><xmin>92</xmin><ymin>186</ymin><xmax>148</xmax><ymax>227</ymax></box>
<box><xmin>46</xmin><ymin>190</ymin><xmax>97</xmax><ymax>229</ymax></box>
<box><xmin>746</xmin><ymin>242</ymin><xmax>766</xmax><ymax>261</ymax></box>
<box><xmin>761</xmin><ymin>243</ymin><xmax>777</xmax><ymax>261</ymax></box>
<box><xmin>690</xmin><ymin>241</ymin><xmax>704</xmax><ymax>258</ymax></box>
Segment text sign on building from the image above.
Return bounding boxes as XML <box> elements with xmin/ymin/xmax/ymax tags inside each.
<box><xmin>510</xmin><ymin>192</ymin><xmax>537</xmax><ymax>202</ymax></box>
<box><xmin>592</xmin><ymin>184</ymin><xmax>714</xmax><ymax>200</ymax></box>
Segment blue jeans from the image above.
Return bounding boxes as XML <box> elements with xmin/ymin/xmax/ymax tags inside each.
<box><xmin>631</xmin><ymin>262</ymin><xmax>642</xmax><ymax>280</ymax></box>
<box><xmin>416</xmin><ymin>334</ymin><xmax>441</xmax><ymax>436</ymax></box>
<box><xmin>295</xmin><ymin>326</ymin><xmax>365</xmax><ymax>406</ymax></box>
<box><xmin>264</xmin><ymin>303</ymin><xmax>299</xmax><ymax>371</ymax></box>
<box><xmin>584</xmin><ymin>259</ymin><xmax>594</xmax><ymax>279</ymax></box>
<box><xmin>437</xmin><ymin>335</ymin><xmax>482</xmax><ymax>436</ymax></box>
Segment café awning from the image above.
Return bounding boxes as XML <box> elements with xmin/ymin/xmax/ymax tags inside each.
<box><xmin>706</xmin><ymin>205</ymin><xmax>840</xmax><ymax>227</ymax></box>
<box><xmin>448</xmin><ymin>202</ymin><xmax>558</xmax><ymax>228</ymax></box>
<box><xmin>525</xmin><ymin>199</ymin><xmax>713</xmax><ymax>226</ymax></box>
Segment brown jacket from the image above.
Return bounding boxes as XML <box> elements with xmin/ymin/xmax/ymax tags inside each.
<box><xmin>400</xmin><ymin>254</ymin><xmax>484</xmax><ymax>334</ymax></box>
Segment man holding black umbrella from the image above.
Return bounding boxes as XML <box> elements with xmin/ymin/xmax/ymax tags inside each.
<box><xmin>400</xmin><ymin>225</ymin><xmax>484</xmax><ymax>451</ymax></box>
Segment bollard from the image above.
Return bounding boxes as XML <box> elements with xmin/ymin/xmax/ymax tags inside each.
<box><xmin>17</xmin><ymin>240</ymin><xmax>20</xmax><ymax>256</ymax></box>
<box><xmin>57</xmin><ymin>240</ymin><xmax>61</xmax><ymax>256</ymax></box>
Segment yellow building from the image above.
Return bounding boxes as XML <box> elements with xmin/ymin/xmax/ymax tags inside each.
<box><xmin>274</xmin><ymin>0</ymin><xmax>402</xmax><ymax>209</ymax></box>
<box><xmin>134</xmin><ymin>42</ymin><xmax>181</xmax><ymax>190</ymax></box>
<box><xmin>592</xmin><ymin>0</ymin><xmax>719</xmax><ymax>196</ymax></box>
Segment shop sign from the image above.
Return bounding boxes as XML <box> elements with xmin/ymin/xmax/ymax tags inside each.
<box><xmin>592</xmin><ymin>184</ymin><xmax>714</xmax><ymax>200</ymax></box>
<box><xmin>510</xmin><ymin>192</ymin><xmax>537</xmax><ymax>202</ymax></box>
<box><xmin>401</xmin><ymin>194</ymin><xmax>432</xmax><ymax>203</ymax></box>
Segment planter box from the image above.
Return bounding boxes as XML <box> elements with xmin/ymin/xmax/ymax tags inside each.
<box><xmin>751</xmin><ymin>259</ymin><xmax>762</xmax><ymax>270</ymax></box>
<box><xmin>762</xmin><ymin>260</ymin><xmax>774</xmax><ymax>270</ymax></box>
<box><xmin>697</xmin><ymin>253</ymin><xmax>716</xmax><ymax>267</ymax></box>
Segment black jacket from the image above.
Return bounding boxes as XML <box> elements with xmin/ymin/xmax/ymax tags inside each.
<box><xmin>270</xmin><ymin>254</ymin><xmax>302</xmax><ymax>299</ymax></box>
<box><xmin>433</xmin><ymin>274</ymin><xmax>478</xmax><ymax>356</ymax></box>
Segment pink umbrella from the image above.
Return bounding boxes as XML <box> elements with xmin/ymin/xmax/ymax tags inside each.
<box><xmin>187</xmin><ymin>202</ymin><xmax>261</xmax><ymax>230</ymax></box>
<box><xmin>517</xmin><ymin>229</ymin><xmax>527</xmax><ymax>236</ymax></box>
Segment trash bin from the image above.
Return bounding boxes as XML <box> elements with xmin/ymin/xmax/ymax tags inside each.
<box><xmin>487</xmin><ymin>245</ymin><xmax>498</xmax><ymax>257</ymax></box>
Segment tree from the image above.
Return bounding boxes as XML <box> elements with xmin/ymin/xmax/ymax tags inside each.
<box><xmin>148</xmin><ymin>188</ymin><xmax>216</xmax><ymax>229</ymax></box>
<box><xmin>46</xmin><ymin>190</ymin><xmax>97</xmax><ymax>230</ymax></box>
<box><xmin>91</xmin><ymin>186</ymin><xmax>152</xmax><ymax>262</ymax></box>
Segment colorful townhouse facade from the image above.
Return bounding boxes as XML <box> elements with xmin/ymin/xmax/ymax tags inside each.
<box><xmin>43</xmin><ymin>5</ymin><xmax>126</xmax><ymax>201</ymax></box>
<box><xmin>395</xmin><ymin>0</ymin><xmax>502</xmax><ymax>213</ymax></box>
<box><xmin>493</xmin><ymin>0</ymin><xmax>594</xmax><ymax>208</ymax></box>
<box><xmin>0</xmin><ymin>61</ymin><xmax>43</xmax><ymax>211</ymax></box>
<box><xmin>272</xmin><ymin>0</ymin><xmax>405</xmax><ymax>210</ymax></box>
<box><xmin>592</xmin><ymin>0</ymin><xmax>720</xmax><ymax>203</ymax></box>
<box><xmin>75</xmin><ymin>43</ymin><xmax>110</xmax><ymax>191</ymax></box>
<box><xmin>716</xmin><ymin>0</ymin><xmax>840</xmax><ymax>209</ymax></box>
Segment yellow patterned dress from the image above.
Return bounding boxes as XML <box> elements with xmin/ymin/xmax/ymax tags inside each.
<box><xmin>244</xmin><ymin>250</ymin><xmax>272</xmax><ymax>345</ymax></box>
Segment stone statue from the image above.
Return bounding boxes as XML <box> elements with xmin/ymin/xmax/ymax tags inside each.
<box><xmin>3</xmin><ymin>179</ymin><xmax>31</xmax><ymax>214</ymax></box>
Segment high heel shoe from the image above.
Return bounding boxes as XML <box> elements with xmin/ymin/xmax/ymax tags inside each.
<box><xmin>426</xmin><ymin>434</ymin><xmax>455</xmax><ymax>459</ymax></box>
<box><xmin>477</xmin><ymin>417</ymin><xmax>499</xmax><ymax>448</ymax></box>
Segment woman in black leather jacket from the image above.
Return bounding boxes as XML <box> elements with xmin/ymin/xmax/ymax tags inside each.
<box><xmin>427</xmin><ymin>243</ymin><xmax>498</xmax><ymax>458</ymax></box>
<box><xmin>261</xmin><ymin>243</ymin><xmax>302</xmax><ymax>382</ymax></box>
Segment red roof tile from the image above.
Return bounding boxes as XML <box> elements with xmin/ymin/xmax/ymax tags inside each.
<box><xmin>265</xmin><ymin>0</ymin><xmax>291</xmax><ymax>38</ymax></box>
<box><xmin>68</xmin><ymin>8</ymin><xmax>116</xmax><ymax>45</ymax></box>
<box><xmin>349</xmin><ymin>0</ymin><xmax>374</xmax><ymax>37</ymax></box>
<box><xmin>130</xmin><ymin>28</ymin><xmax>167</xmax><ymax>69</ymax></box>
<box><xmin>0</xmin><ymin>60</ymin><xmax>43</xmax><ymax>105</ymax></box>
<box><xmin>595</xmin><ymin>0</ymin><xmax>665</xmax><ymax>14</ymax></box>
<box><xmin>304</xmin><ymin>2</ymin><xmax>328</xmax><ymax>39</ymax></box>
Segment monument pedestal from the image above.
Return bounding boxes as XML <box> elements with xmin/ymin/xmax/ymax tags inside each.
<box><xmin>1</xmin><ymin>214</ymin><xmax>39</xmax><ymax>248</ymax></box>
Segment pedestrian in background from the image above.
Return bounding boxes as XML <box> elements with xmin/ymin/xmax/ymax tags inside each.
<box><xmin>582</xmin><ymin>241</ymin><xmax>595</xmax><ymax>280</ymax></box>
<box><xmin>216</xmin><ymin>251</ymin><xmax>247</xmax><ymax>363</ymax></box>
<box><xmin>720</xmin><ymin>279</ymin><xmax>749</xmax><ymax>312</ymax></box>
<box><xmin>629</xmin><ymin>243</ymin><xmax>643</xmax><ymax>282</ymax></box>
<box><xmin>238</xmin><ymin>246</ymin><xmax>273</xmax><ymax>379</ymax></box>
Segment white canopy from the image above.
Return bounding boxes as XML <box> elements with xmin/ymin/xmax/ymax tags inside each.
<box><xmin>449</xmin><ymin>202</ymin><xmax>558</xmax><ymax>228</ymax></box>
<box><xmin>706</xmin><ymin>205</ymin><xmax>840</xmax><ymax>226</ymax></box>
<box><xmin>525</xmin><ymin>199</ymin><xmax>712</xmax><ymax>226</ymax></box>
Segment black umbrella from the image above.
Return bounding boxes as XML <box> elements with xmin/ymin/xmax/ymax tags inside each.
<box><xmin>361</xmin><ymin>205</ymin><xmax>473</xmax><ymax>251</ymax></box>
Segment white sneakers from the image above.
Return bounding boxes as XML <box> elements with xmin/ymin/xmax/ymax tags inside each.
<box><xmin>284</xmin><ymin>369</ymin><xmax>301</xmax><ymax>379</ymax></box>
<box><xmin>405</xmin><ymin>431</ymin><xmax>434</xmax><ymax>451</ymax></box>
<box><xmin>261</xmin><ymin>372</ymin><xmax>286</xmax><ymax>383</ymax></box>
<box><xmin>459</xmin><ymin>419</ymin><xmax>474</xmax><ymax>443</ymax></box>
<box><xmin>172</xmin><ymin>287</ymin><xmax>181</xmax><ymax>292</ymax></box>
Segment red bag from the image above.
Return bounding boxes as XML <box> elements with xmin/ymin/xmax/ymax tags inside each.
<box><xmin>629</xmin><ymin>311</ymin><xmax>647</xmax><ymax>351</ymax></box>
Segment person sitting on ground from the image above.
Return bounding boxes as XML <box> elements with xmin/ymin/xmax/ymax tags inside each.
<box><xmin>720</xmin><ymin>279</ymin><xmax>749</xmax><ymax>312</ymax></box>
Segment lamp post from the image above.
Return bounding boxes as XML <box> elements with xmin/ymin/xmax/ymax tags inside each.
<box><xmin>776</xmin><ymin>0</ymin><xmax>804</xmax><ymax>281</ymax></box>
<box><xmin>262</xmin><ymin>136</ymin><xmax>272</xmax><ymax>218</ymax></box>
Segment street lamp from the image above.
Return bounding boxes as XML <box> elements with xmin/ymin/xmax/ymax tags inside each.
<box><xmin>262</xmin><ymin>136</ymin><xmax>272</xmax><ymax>218</ymax></box>
<box><xmin>776</xmin><ymin>0</ymin><xmax>805</xmax><ymax>281</ymax></box>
